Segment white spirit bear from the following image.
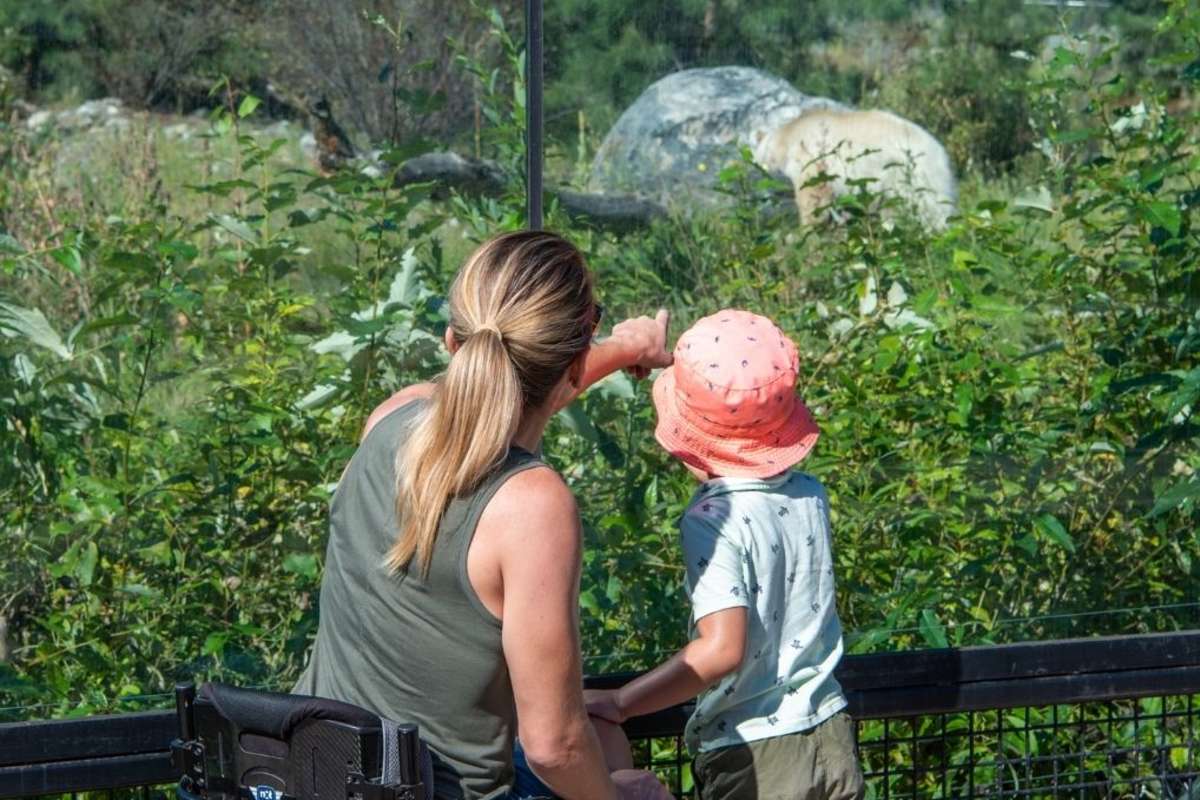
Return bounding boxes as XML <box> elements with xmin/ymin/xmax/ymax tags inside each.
<box><xmin>754</xmin><ymin>109</ymin><xmax>957</xmax><ymax>230</ymax></box>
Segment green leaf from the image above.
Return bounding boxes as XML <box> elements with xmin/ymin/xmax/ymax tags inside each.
<box><xmin>1110</xmin><ymin>372</ymin><xmax>1178</xmax><ymax>397</ymax></box>
<box><xmin>77</xmin><ymin>312</ymin><xmax>139</xmax><ymax>337</ymax></box>
<box><xmin>119</xmin><ymin>584</ymin><xmax>161</xmax><ymax>599</ymax></box>
<box><xmin>1013</xmin><ymin>186</ymin><xmax>1053</xmax><ymax>213</ymax></box>
<box><xmin>919</xmin><ymin>608</ymin><xmax>949</xmax><ymax>649</ymax></box>
<box><xmin>643</xmin><ymin>475</ymin><xmax>659</xmax><ymax>509</ymax></box>
<box><xmin>952</xmin><ymin>249</ymin><xmax>978</xmax><ymax>271</ymax></box>
<box><xmin>605</xmin><ymin>574</ymin><xmax>624</xmax><ymax>604</ymax></box>
<box><xmin>847</xmin><ymin>627</ymin><xmax>892</xmax><ymax>654</ymax></box>
<box><xmin>298</xmin><ymin>382</ymin><xmax>341</xmax><ymax>410</ymax></box>
<box><xmin>137</xmin><ymin>540</ymin><xmax>173</xmax><ymax>566</ymax></box>
<box><xmin>0</xmin><ymin>233</ymin><xmax>24</xmax><ymax>255</ymax></box>
<box><xmin>385</xmin><ymin>248</ymin><xmax>423</xmax><ymax>307</ymax></box>
<box><xmin>1167</xmin><ymin>367</ymin><xmax>1200</xmax><ymax>418</ymax></box>
<box><xmin>12</xmin><ymin>352</ymin><xmax>36</xmax><ymax>384</ymax></box>
<box><xmin>105</xmin><ymin>251</ymin><xmax>157</xmax><ymax>274</ymax></box>
<box><xmin>1034</xmin><ymin>514</ymin><xmax>1075</xmax><ymax>553</ymax></box>
<box><xmin>579</xmin><ymin>588</ymin><xmax>600</xmax><ymax>614</ymax></box>
<box><xmin>970</xmin><ymin>295</ymin><xmax>1021</xmax><ymax>318</ymax></box>
<box><xmin>556</xmin><ymin>403</ymin><xmax>622</xmax><ymax>467</ymax></box>
<box><xmin>237</xmin><ymin>95</ymin><xmax>261</xmax><ymax>118</ymax></box>
<box><xmin>1140</xmin><ymin>201</ymin><xmax>1181</xmax><ymax>237</ymax></box>
<box><xmin>288</xmin><ymin>208</ymin><xmax>324</xmax><ymax>228</ymax></box>
<box><xmin>282</xmin><ymin>553</ymin><xmax>319</xmax><ymax>579</ymax></box>
<box><xmin>0</xmin><ymin>302</ymin><xmax>72</xmax><ymax>359</ymax></box>
<box><xmin>49</xmin><ymin>541</ymin><xmax>80</xmax><ymax>579</ymax></box>
<box><xmin>203</xmin><ymin>632</ymin><xmax>228</xmax><ymax>657</ymax></box>
<box><xmin>77</xmin><ymin>541</ymin><xmax>99</xmax><ymax>587</ymax></box>
<box><xmin>1014</xmin><ymin>534</ymin><xmax>1039</xmax><ymax>557</ymax></box>
<box><xmin>189</xmin><ymin>178</ymin><xmax>256</xmax><ymax>197</ymax></box>
<box><xmin>233</xmin><ymin>622</ymin><xmax>265</xmax><ymax>637</ymax></box>
<box><xmin>1051</xmin><ymin>127</ymin><xmax>1102</xmax><ymax>145</ymax></box>
<box><xmin>1051</xmin><ymin>46</ymin><xmax>1083</xmax><ymax>68</ymax></box>
<box><xmin>0</xmin><ymin>663</ymin><xmax>35</xmax><ymax>695</ymax></box>
<box><xmin>1150</xmin><ymin>479</ymin><xmax>1200</xmax><ymax>517</ymax></box>
<box><xmin>954</xmin><ymin>383</ymin><xmax>974</xmax><ymax>422</ymax></box>
<box><xmin>212</xmin><ymin>214</ymin><xmax>257</xmax><ymax>244</ymax></box>
<box><xmin>50</xmin><ymin>246</ymin><xmax>83</xmax><ymax>275</ymax></box>
<box><xmin>594</xmin><ymin>370</ymin><xmax>635</xmax><ymax>401</ymax></box>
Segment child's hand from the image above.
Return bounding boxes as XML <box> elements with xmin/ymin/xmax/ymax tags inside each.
<box><xmin>584</xmin><ymin>688</ymin><xmax>626</xmax><ymax>724</ymax></box>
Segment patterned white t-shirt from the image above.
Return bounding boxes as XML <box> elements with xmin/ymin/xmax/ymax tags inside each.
<box><xmin>681</xmin><ymin>471</ymin><xmax>847</xmax><ymax>753</ymax></box>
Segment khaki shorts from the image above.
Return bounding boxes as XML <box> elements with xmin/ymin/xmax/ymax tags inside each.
<box><xmin>692</xmin><ymin>712</ymin><xmax>865</xmax><ymax>800</ymax></box>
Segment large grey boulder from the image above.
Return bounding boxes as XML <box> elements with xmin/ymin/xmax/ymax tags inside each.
<box><xmin>589</xmin><ymin>66</ymin><xmax>842</xmax><ymax>208</ymax></box>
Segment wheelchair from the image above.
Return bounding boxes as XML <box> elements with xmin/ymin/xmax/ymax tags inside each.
<box><xmin>170</xmin><ymin>682</ymin><xmax>429</xmax><ymax>800</ymax></box>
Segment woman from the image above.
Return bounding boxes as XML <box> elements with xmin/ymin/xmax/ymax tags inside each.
<box><xmin>295</xmin><ymin>231</ymin><xmax>673</xmax><ymax>800</ymax></box>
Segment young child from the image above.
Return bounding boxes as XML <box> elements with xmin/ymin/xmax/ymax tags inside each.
<box><xmin>585</xmin><ymin>309</ymin><xmax>864</xmax><ymax>800</ymax></box>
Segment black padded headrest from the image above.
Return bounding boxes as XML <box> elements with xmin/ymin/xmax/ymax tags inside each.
<box><xmin>199</xmin><ymin>682</ymin><xmax>381</xmax><ymax>741</ymax></box>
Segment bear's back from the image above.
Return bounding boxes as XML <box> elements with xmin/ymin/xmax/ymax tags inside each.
<box><xmin>758</xmin><ymin>108</ymin><xmax>957</xmax><ymax>228</ymax></box>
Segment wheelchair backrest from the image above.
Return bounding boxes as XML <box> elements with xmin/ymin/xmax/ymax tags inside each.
<box><xmin>172</xmin><ymin>682</ymin><xmax>425</xmax><ymax>800</ymax></box>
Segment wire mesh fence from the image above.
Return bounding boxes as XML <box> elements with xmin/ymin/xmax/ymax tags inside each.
<box><xmin>624</xmin><ymin>696</ymin><xmax>1200</xmax><ymax>799</ymax></box>
<box><xmin>631</xmin><ymin>734</ymin><xmax>693</xmax><ymax>798</ymax></box>
<box><xmin>8</xmin><ymin>699</ymin><xmax>1200</xmax><ymax>800</ymax></box>
<box><xmin>4</xmin><ymin>701</ymin><xmax>1200</xmax><ymax>799</ymax></box>
<box><xmin>4</xmin><ymin>633</ymin><xmax>1200</xmax><ymax>799</ymax></box>
<box><xmin>856</xmin><ymin>696</ymin><xmax>1200</xmax><ymax>800</ymax></box>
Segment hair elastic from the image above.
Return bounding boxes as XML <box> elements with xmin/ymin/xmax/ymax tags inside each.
<box><xmin>473</xmin><ymin>323</ymin><xmax>504</xmax><ymax>343</ymax></box>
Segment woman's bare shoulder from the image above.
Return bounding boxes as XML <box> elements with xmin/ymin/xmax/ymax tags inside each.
<box><xmin>484</xmin><ymin>466</ymin><xmax>581</xmax><ymax>553</ymax></box>
<box><xmin>361</xmin><ymin>383</ymin><xmax>436</xmax><ymax>440</ymax></box>
<box><xmin>469</xmin><ymin>464</ymin><xmax>580</xmax><ymax>619</ymax></box>
<box><xmin>494</xmin><ymin>465</ymin><xmax>575</xmax><ymax>511</ymax></box>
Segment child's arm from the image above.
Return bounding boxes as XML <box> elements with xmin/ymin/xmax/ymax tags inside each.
<box><xmin>585</xmin><ymin>607</ymin><xmax>747</xmax><ymax>723</ymax></box>
<box><xmin>587</xmin><ymin>505</ymin><xmax>747</xmax><ymax>723</ymax></box>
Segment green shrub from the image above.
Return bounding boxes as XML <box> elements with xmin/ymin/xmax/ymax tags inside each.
<box><xmin>876</xmin><ymin>44</ymin><xmax>1035</xmax><ymax>174</ymax></box>
<box><xmin>0</xmin><ymin>99</ymin><xmax>451</xmax><ymax>713</ymax></box>
<box><xmin>0</xmin><ymin>1</ymin><xmax>1196</xmax><ymax>721</ymax></box>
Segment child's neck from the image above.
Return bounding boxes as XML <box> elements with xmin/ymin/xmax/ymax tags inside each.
<box><xmin>687</xmin><ymin>465</ymin><xmax>793</xmax><ymax>483</ymax></box>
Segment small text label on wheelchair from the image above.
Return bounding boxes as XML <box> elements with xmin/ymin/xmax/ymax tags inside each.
<box><xmin>250</xmin><ymin>786</ymin><xmax>283</xmax><ymax>800</ymax></box>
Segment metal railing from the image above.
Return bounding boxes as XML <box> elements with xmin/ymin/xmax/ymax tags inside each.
<box><xmin>3</xmin><ymin>632</ymin><xmax>1198</xmax><ymax>798</ymax></box>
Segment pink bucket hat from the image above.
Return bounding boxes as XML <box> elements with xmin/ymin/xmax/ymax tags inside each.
<box><xmin>652</xmin><ymin>309</ymin><xmax>819</xmax><ymax>478</ymax></box>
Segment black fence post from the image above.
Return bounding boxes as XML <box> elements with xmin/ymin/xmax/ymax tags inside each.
<box><xmin>173</xmin><ymin>683</ymin><xmax>195</xmax><ymax>742</ymax></box>
<box><xmin>525</xmin><ymin>0</ymin><xmax>544</xmax><ymax>230</ymax></box>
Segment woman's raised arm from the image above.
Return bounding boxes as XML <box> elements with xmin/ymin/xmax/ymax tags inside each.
<box><xmin>550</xmin><ymin>309</ymin><xmax>673</xmax><ymax>413</ymax></box>
<box><xmin>362</xmin><ymin>308</ymin><xmax>671</xmax><ymax>440</ymax></box>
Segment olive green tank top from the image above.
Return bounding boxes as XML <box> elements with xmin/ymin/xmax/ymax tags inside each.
<box><xmin>294</xmin><ymin>399</ymin><xmax>543</xmax><ymax>800</ymax></box>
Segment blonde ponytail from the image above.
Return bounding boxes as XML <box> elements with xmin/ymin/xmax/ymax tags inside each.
<box><xmin>386</xmin><ymin>232</ymin><xmax>595</xmax><ymax>575</ymax></box>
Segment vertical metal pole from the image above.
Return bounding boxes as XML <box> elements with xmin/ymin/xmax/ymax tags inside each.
<box><xmin>174</xmin><ymin>682</ymin><xmax>196</xmax><ymax>741</ymax></box>
<box><xmin>525</xmin><ymin>0</ymin><xmax>544</xmax><ymax>229</ymax></box>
